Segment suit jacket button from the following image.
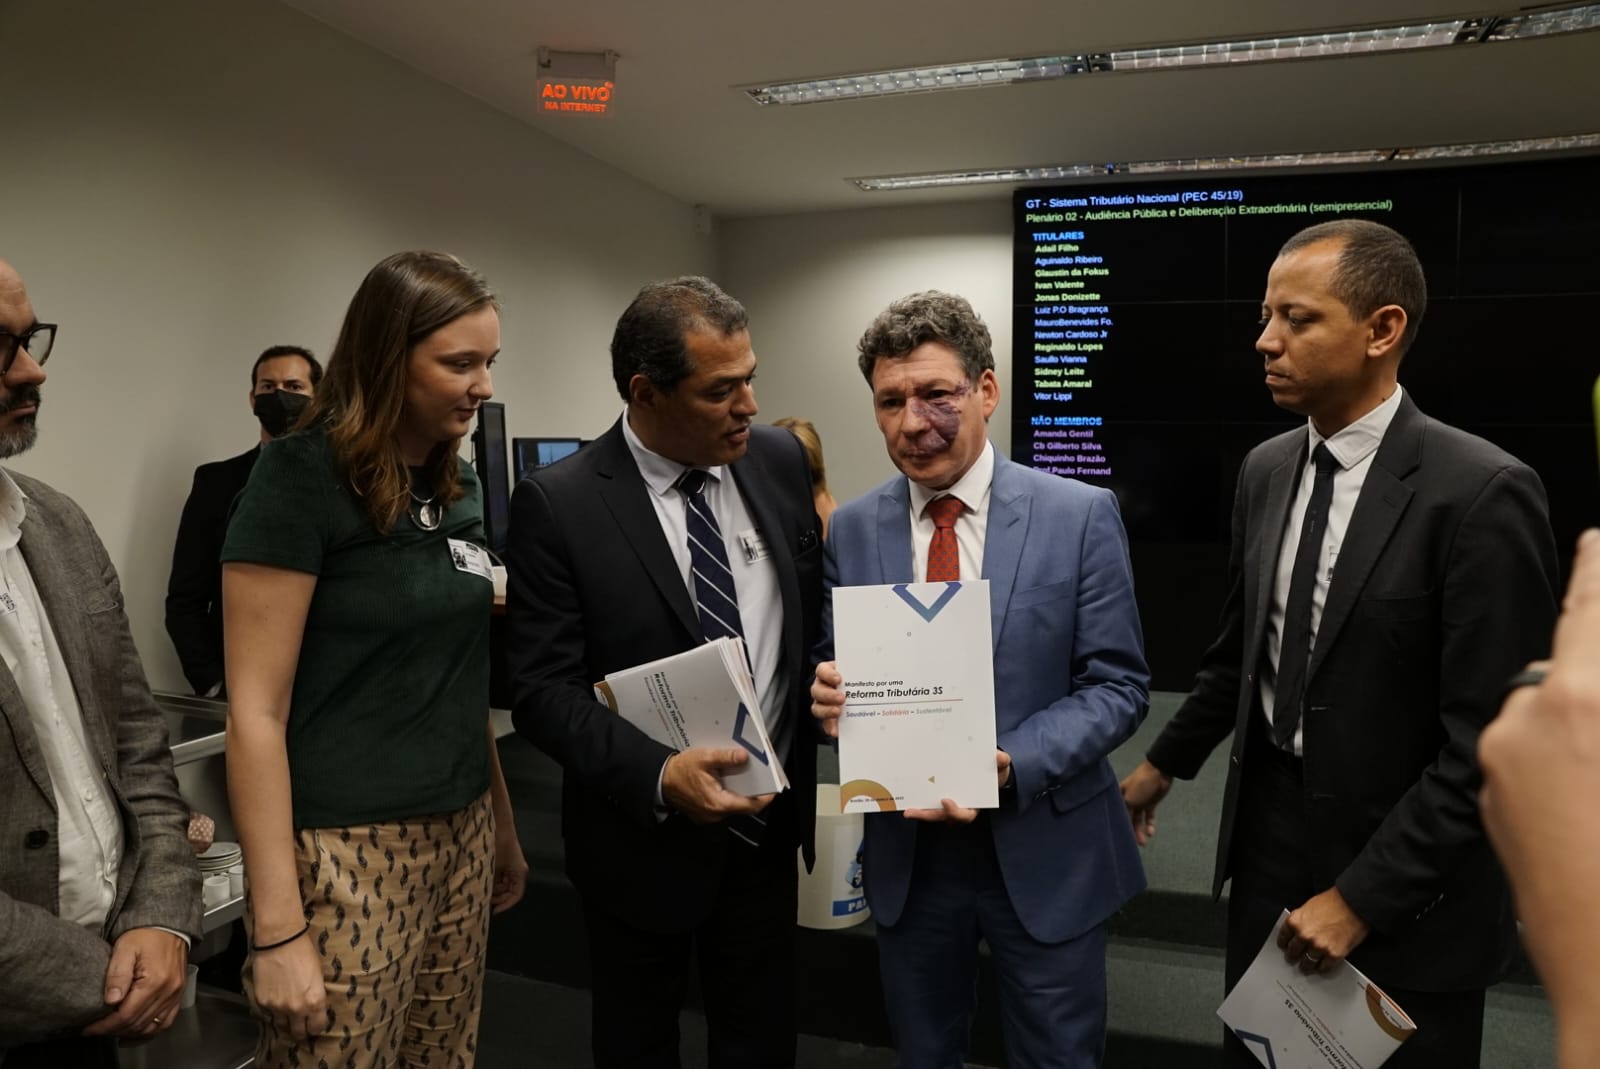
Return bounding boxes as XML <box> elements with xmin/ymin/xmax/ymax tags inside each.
<box><xmin>24</xmin><ymin>829</ymin><xmax>49</xmax><ymax>849</ymax></box>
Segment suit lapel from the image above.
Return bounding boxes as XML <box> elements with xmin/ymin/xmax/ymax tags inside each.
<box><xmin>16</xmin><ymin>493</ymin><xmax>116</xmax><ymax>776</ymax></box>
<box><xmin>982</xmin><ymin>458</ymin><xmax>1029</xmax><ymax>651</ymax></box>
<box><xmin>730</xmin><ymin>445</ymin><xmax>802</xmax><ymax>679</ymax></box>
<box><xmin>1309</xmin><ymin>397</ymin><xmax>1422</xmax><ymax>679</ymax></box>
<box><xmin>1248</xmin><ymin>437</ymin><xmax>1306</xmax><ymax>661</ymax></box>
<box><xmin>875</xmin><ymin>480</ymin><xmax>914</xmax><ymax>585</ymax></box>
<box><xmin>0</xmin><ymin>659</ymin><xmax>55</xmax><ymax>806</ymax></box>
<box><xmin>591</xmin><ymin>425</ymin><xmax>701</xmax><ymax>641</ymax></box>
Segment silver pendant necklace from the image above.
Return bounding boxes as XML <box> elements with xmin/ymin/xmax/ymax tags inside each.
<box><xmin>410</xmin><ymin>487</ymin><xmax>441</xmax><ymax>531</ymax></box>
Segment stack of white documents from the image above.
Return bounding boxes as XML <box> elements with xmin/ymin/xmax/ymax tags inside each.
<box><xmin>594</xmin><ymin>637</ymin><xmax>788</xmax><ymax>796</ymax></box>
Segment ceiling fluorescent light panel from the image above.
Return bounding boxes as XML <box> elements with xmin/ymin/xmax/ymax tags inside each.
<box><xmin>749</xmin><ymin>3</ymin><xmax>1600</xmax><ymax>105</ymax></box>
<box><xmin>849</xmin><ymin>134</ymin><xmax>1600</xmax><ymax>191</ymax></box>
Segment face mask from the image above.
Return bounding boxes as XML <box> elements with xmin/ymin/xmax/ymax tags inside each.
<box><xmin>253</xmin><ymin>389</ymin><xmax>311</xmax><ymax>438</ymax></box>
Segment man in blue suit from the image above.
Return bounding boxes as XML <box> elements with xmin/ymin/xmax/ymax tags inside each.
<box><xmin>811</xmin><ymin>291</ymin><xmax>1149</xmax><ymax>1068</ymax></box>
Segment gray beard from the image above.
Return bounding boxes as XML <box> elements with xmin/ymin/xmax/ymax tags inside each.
<box><xmin>0</xmin><ymin>386</ymin><xmax>41</xmax><ymax>458</ymax></box>
<box><xmin>0</xmin><ymin>422</ymin><xmax>36</xmax><ymax>459</ymax></box>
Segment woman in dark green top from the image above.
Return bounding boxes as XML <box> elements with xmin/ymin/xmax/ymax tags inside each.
<box><xmin>223</xmin><ymin>251</ymin><xmax>526</xmax><ymax>1068</ymax></box>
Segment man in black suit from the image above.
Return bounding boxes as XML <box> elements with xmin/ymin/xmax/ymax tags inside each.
<box><xmin>163</xmin><ymin>345</ymin><xmax>320</xmax><ymax>695</ymax></box>
<box><xmin>506</xmin><ymin>276</ymin><xmax>822</xmax><ymax>1068</ymax></box>
<box><xmin>1119</xmin><ymin>219</ymin><xmax>1559</xmax><ymax>1068</ymax></box>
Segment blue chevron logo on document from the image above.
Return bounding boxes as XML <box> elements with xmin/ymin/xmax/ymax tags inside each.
<box><xmin>891</xmin><ymin>581</ymin><xmax>962</xmax><ymax>622</ymax></box>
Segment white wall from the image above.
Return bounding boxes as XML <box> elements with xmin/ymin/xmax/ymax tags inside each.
<box><xmin>717</xmin><ymin>201</ymin><xmax>1012</xmax><ymax>505</ymax></box>
<box><xmin>2</xmin><ymin>0</ymin><xmax>714</xmax><ymax>691</ymax></box>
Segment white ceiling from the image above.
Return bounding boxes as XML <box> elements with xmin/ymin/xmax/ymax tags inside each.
<box><xmin>281</xmin><ymin>0</ymin><xmax>1600</xmax><ymax>217</ymax></box>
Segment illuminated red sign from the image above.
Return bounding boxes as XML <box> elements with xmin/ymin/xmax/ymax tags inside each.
<box><xmin>539</xmin><ymin>78</ymin><xmax>614</xmax><ymax>115</ymax></box>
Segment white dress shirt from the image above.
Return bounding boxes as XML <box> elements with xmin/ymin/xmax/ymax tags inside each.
<box><xmin>907</xmin><ymin>441</ymin><xmax>996</xmax><ymax>581</ymax></box>
<box><xmin>0</xmin><ymin>469</ymin><xmax>123</xmax><ymax>931</ymax></box>
<box><xmin>621</xmin><ymin>411</ymin><xmax>790</xmax><ymax>761</ymax></box>
<box><xmin>1261</xmin><ymin>386</ymin><xmax>1405</xmax><ymax>755</ymax></box>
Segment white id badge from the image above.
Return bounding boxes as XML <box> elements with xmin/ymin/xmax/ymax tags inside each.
<box><xmin>447</xmin><ymin>538</ymin><xmax>494</xmax><ymax>582</ymax></box>
<box><xmin>737</xmin><ymin>527</ymin><xmax>770</xmax><ymax>565</ymax></box>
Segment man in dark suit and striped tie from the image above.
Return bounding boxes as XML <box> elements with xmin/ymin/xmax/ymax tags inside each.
<box><xmin>506</xmin><ymin>276</ymin><xmax>824</xmax><ymax>1068</ymax></box>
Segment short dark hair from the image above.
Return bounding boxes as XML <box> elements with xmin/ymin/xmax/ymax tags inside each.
<box><xmin>856</xmin><ymin>291</ymin><xmax>994</xmax><ymax>385</ymax></box>
<box><xmin>609</xmin><ymin>276</ymin><xmax>748</xmax><ymax>400</ymax></box>
<box><xmin>1278</xmin><ymin>219</ymin><xmax>1427</xmax><ymax>357</ymax></box>
<box><xmin>251</xmin><ymin>345</ymin><xmax>323</xmax><ymax>389</ymax></box>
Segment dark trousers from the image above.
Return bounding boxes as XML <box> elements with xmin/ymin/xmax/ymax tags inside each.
<box><xmin>1222</xmin><ymin>724</ymin><xmax>1486</xmax><ymax>1069</ymax></box>
<box><xmin>582</xmin><ymin>812</ymin><xmax>799</xmax><ymax>1069</ymax></box>
<box><xmin>876</xmin><ymin>818</ymin><xmax>1108</xmax><ymax>1069</ymax></box>
<box><xmin>2</xmin><ymin>1037</ymin><xmax>119</xmax><ymax>1068</ymax></box>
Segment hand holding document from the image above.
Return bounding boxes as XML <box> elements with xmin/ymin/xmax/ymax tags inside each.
<box><xmin>595</xmin><ymin>637</ymin><xmax>788</xmax><ymax>797</ymax></box>
<box><xmin>831</xmin><ymin>580</ymin><xmax>997</xmax><ymax>814</ymax></box>
<box><xmin>1219</xmin><ymin>911</ymin><xmax>1415</xmax><ymax>1069</ymax></box>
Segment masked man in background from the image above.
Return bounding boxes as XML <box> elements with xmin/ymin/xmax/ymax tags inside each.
<box><xmin>164</xmin><ymin>344</ymin><xmax>321</xmax><ymax>696</ymax></box>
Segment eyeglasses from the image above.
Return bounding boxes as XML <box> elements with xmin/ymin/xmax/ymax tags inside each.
<box><xmin>0</xmin><ymin>324</ymin><xmax>55</xmax><ymax>375</ymax></box>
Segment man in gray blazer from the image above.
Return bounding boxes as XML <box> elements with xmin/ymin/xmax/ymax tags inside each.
<box><xmin>0</xmin><ymin>257</ymin><xmax>202</xmax><ymax>1067</ymax></box>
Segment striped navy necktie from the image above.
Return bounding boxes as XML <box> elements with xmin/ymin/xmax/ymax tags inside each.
<box><xmin>676</xmin><ymin>469</ymin><xmax>766</xmax><ymax>847</ymax></box>
<box><xmin>677</xmin><ymin>468</ymin><xmax>745</xmax><ymax>643</ymax></box>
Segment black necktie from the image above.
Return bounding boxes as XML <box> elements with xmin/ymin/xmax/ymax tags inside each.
<box><xmin>1272</xmin><ymin>443</ymin><xmax>1339</xmax><ymax>748</ymax></box>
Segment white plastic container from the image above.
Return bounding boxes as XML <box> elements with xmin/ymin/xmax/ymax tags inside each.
<box><xmin>796</xmin><ymin>783</ymin><xmax>870</xmax><ymax>929</ymax></box>
<box><xmin>201</xmin><ymin>875</ymin><xmax>230</xmax><ymax>908</ymax></box>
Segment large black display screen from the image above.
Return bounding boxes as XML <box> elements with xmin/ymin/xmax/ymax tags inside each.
<box><xmin>1011</xmin><ymin>156</ymin><xmax>1600</xmax><ymax>689</ymax></box>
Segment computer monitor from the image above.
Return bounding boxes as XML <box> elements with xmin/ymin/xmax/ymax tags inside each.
<box><xmin>512</xmin><ymin>437</ymin><xmax>582</xmax><ymax>483</ymax></box>
<box><xmin>471</xmin><ymin>402</ymin><xmax>510</xmax><ymax>554</ymax></box>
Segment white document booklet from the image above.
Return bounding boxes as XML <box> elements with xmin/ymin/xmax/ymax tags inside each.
<box><xmin>831</xmin><ymin>580</ymin><xmax>998</xmax><ymax>814</ymax></box>
<box><xmin>594</xmin><ymin>637</ymin><xmax>788</xmax><ymax>797</ymax></box>
<box><xmin>1218</xmin><ymin>911</ymin><xmax>1416</xmax><ymax>1069</ymax></box>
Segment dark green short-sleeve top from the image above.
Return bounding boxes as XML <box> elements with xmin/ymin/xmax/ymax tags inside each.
<box><xmin>221</xmin><ymin>429</ymin><xmax>491</xmax><ymax>829</ymax></box>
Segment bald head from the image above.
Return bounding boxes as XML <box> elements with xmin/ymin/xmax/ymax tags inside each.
<box><xmin>0</xmin><ymin>257</ymin><xmax>46</xmax><ymax>459</ymax></box>
<box><xmin>0</xmin><ymin>259</ymin><xmax>27</xmax><ymax>323</ymax></box>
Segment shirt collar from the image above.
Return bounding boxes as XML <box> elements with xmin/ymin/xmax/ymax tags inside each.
<box><xmin>621</xmin><ymin>406</ymin><xmax>728</xmax><ymax>498</ymax></box>
<box><xmin>0</xmin><ymin>468</ymin><xmax>26</xmax><ymax>551</ymax></box>
<box><xmin>1310</xmin><ymin>384</ymin><xmax>1404</xmax><ymax>472</ymax></box>
<box><xmin>908</xmin><ymin>440</ymin><xmax>996</xmax><ymax>520</ymax></box>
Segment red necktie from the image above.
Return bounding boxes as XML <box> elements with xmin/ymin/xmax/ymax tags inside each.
<box><xmin>925</xmin><ymin>495</ymin><xmax>965</xmax><ymax>582</ymax></box>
